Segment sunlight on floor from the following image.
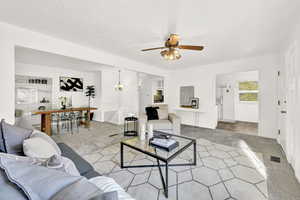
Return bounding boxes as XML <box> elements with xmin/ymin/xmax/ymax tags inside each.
<box><xmin>238</xmin><ymin>140</ymin><xmax>267</xmax><ymax>179</ymax></box>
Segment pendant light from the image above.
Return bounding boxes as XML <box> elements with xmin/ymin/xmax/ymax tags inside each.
<box><xmin>115</xmin><ymin>70</ymin><xmax>124</xmax><ymax>91</ymax></box>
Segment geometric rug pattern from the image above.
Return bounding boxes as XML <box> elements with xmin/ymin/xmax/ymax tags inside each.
<box><xmin>53</xmin><ymin>123</ymin><xmax>268</xmax><ymax>200</ymax></box>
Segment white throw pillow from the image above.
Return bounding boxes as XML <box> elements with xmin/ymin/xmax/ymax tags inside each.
<box><xmin>157</xmin><ymin>108</ymin><xmax>168</xmax><ymax>120</ymax></box>
<box><xmin>30</xmin><ymin>130</ymin><xmax>61</xmax><ymax>155</ymax></box>
<box><xmin>23</xmin><ymin>137</ymin><xmax>59</xmax><ymax>159</ymax></box>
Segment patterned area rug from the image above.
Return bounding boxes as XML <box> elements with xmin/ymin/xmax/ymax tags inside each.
<box><xmin>53</xmin><ymin>122</ymin><xmax>268</xmax><ymax>200</ymax></box>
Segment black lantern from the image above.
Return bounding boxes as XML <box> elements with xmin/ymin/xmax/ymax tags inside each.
<box><xmin>124</xmin><ymin>117</ymin><xmax>138</xmax><ymax>136</ymax></box>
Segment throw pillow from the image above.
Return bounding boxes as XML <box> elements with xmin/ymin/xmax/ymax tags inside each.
<box><xmin>0</xmin><ymin>155</ymin><xmax>85</xmax><ymax>200</ymax></box>
<box><xmin>1</xmin><ymin>119</ymin><xmax>33</xmax><ymax>154</ymax></box>
<box><xmin>30</xmin><ymin>130</ymin><xmax>62</xmax><ymax>155</ymax></box>
<box><xmin>0</xmin><ymin>152</ymin><xmax>79</xmax><ymax>176</ymax></box>
<box><xmin>145</xmin><ymin>107</ymin><xmax>159</xmax><ymax>120</ymax></box>
<box><xmin>157</xmin><ymin>108</ymin><xmax>168</xmax><ymax>120</ymax></box>
<box><xmin>23</xmin><ymin>137</ymin><xmax>59</xmax><ymax>159</ymax></box>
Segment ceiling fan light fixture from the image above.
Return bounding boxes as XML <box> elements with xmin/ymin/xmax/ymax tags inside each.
<box><xmin>161</xmin><ymin>49</ymin><xmax>181</xmax><ymax>60</ymax></box>
<box><xmin>141</xmin><ymin>33</ymin><xmax>203</xmax><ymax>60</ymax></box>
<box><xmin>171</xmin><ymin>49</ymin><xmax>181</xmax><ymax>60</ymax></box>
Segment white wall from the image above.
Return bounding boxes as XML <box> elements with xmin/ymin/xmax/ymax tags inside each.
<box><xmin>168</xmin><ymin>54</ymin><xmax>279</xmax><ymax>138</ymax></box>
<box><xmin>217</xmin><ymin>71</ymin><xmax>259</xmax><ymax>123</ymax></box>
<box><xmin>101</xmin><ymin>69</ymin><xmax>139</xmax><ymax>124</ymax></box>
<box><xmin>15</xmin><ymin>63</ymin><xmax>102</xmax><ymax>120</ymax></box>
<box><xmin>0</xmin><ymin>41</ymin><xmax>14</xmax><ymax>123</ymax></box>
<box><xmin>0</xmin><ymin>22</ymin><xmax>168</xmax><ymax>124</ymax></box>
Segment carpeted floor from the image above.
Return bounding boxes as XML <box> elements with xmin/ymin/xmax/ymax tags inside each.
<box><xmin>52</xmin><ymin>122</ymin><xmax>269</xmax><ymax>200</ymax></box>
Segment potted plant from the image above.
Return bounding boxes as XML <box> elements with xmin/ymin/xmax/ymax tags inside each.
<box><xmin>85</xmin><ymin>85</ymin><xmax>95</xmax><ymax>120</ymax></box>
<box><xmin>58</xmin><ymin>96</ymin><xmax>67</xmax><ymax>109</ymax></box>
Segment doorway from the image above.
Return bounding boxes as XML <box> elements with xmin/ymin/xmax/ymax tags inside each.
<box><xmin>216</xmin><ymin>70</ymin><xmax>259</xmax><ymax>135</ymax></box>
<box><xmin>138</xmin><ymin>73</ymin><xmax>164</xmax><ymax>113</ymax></box>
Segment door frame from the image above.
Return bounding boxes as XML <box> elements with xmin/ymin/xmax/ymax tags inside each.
<box><xmin>279</xmin><ymin>42</ymin><xmax>297</xmax><ymax>167</ymax></box>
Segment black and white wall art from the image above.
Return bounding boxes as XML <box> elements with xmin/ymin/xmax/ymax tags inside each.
<box><xmin>60</xmin><ymin>77</ymin><xmax>83</xmax><ymax>92</ymax></box>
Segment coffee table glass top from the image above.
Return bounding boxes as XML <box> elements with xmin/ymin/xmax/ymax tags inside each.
<box><xmin>121</xmin><ymin>132</ymin><xmax>195</xmax><ymax>161</ymax></box>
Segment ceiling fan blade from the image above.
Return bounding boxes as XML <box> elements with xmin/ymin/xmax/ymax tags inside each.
<box><xmin>141</xmin><ymin>47</ymin><xmax>166</xmax><ymax>51</ymax></box>
<box><xmin>178</xmin><ymin>45</ymin><xmax>204</xmax><ymax>51</ymax></box>
<box><xmin>168</xmin><ymin>34</ymin><xmax>180</xmax><ymax>46</ymax></box>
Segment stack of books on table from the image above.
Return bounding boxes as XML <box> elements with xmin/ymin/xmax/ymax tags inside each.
<box><xmin>149</xmin><ymin>138</ymin><xmax>179</xmax><ymax>152</ymax></box>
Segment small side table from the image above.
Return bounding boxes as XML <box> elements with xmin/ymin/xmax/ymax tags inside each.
<box><xmin>124</xmin><ymin>117</ymin><xmax>138</xmax><ymax>136</ymax></box>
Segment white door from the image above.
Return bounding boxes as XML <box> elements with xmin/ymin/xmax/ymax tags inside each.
<box><xmin>280</xmin><ymin>44</ymin><xmax>297</xmax><ymax>167</ymax></box>
<box><xmin>277</xmin><ymin>69</ymin><xmax>287</xmax><ymax>152</ymax></box>
<box><xmin>222</xmin><ymin>87</ymin><xmax>235</xmax><ymax>121</ymax></box>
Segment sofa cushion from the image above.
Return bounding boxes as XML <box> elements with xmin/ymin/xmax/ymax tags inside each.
<box><xmin>148</xmin><ymin>120</ymin><xmax>172</xmax><ymax>130</ymax></box>
<box><xmin>145</xmin><ymin>107</ymin><xmax>159</xmax><ymax>120</ymax></box>
<box><xmin>0</xmin><ymin>119</ymin><xmax>33</xmax><ymax>155</ymax></box>
<box><xmin>57</xmin><ymin>143</ymin><xmax>95</xmax><ymax>177</ymax></box>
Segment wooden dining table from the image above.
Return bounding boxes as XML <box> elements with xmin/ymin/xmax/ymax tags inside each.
<box><xmin>32</xmin><ymin>107</ymin><xmax>97</xmax><ymax>136</ymax></box>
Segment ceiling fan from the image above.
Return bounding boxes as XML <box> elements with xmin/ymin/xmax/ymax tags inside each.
<box><xmin>141</xmin><ymin>34</ymin><xmax>204</xmax><ymax>60</ymax></box>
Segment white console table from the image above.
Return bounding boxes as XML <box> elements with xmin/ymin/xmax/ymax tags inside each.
<box><xmin>174</xmin><ymin>107</ymin><xmax>206</xmax><ymax>127</ymax></box>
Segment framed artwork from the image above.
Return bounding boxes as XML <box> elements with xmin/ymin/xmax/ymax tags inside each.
<box><xmin>60</xmin><ymin>77</ymin><xmax>83</xmax><ymax>92</ymax></box>
<box><xmin>191</xmin><ymin>98</ymin><xmax>199</xmax><ymax>109</ymax></box>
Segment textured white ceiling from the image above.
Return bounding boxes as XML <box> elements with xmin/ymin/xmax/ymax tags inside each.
<box><xmin>1</xmin><ymin>0</ymin><xmax>299</xmax><ymax>69</ymax></box>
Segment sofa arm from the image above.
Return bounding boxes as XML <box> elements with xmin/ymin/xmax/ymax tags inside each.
<box><xmin>138</xmin><ymin>113</ymin><xmax>148</xmax><ymax>132</ymax></box>
<box><xmin>168</xmin><ymin>113</ymin><xmax>181</xmax><ymax>135</ymax></box>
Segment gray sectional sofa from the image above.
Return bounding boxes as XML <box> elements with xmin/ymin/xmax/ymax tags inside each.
<box><xmin>57</xmin><ymin>143</ymin><xmax>100</xmax><ymax>179</ymax></box>
<box><xmin>0</xmin><ymin>119</ymin><xmax>133</xmax><ymax>200</ymax></box>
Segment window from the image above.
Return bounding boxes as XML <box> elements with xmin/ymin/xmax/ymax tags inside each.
<box><xmin>238</xmin><ymin>81</ymin><xmax>258</xmax><ymax>102</ymax></box>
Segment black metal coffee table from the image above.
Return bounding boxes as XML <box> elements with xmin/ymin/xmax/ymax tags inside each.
<box><xmin>120</xmin><ymin>131</ymin><xmax>197</xmax><ymax>198</ymax></box>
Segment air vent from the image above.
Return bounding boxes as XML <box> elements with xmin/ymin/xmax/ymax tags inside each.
<box><xmin>270</xmin><ymin>156</ymin><xmax>280</xmax><ymax>163</ymax></box>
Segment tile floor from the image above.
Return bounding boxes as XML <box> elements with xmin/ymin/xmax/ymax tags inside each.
<box><xmin>52</xmin><ymin>122</ymin><xmax>300</xmax><ymax>200</ymax></box>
